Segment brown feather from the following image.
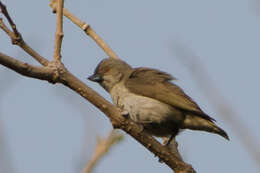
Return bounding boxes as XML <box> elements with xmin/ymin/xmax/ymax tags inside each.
<box><xmin>125</xmin><ymin>67</ymin><xmax>215</xmax><ymax>122</ymax></box>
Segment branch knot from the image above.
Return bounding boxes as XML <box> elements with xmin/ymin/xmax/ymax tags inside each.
<box><xmin>82</xmin><ymin>23</ymin><xmax>89</xmax><ymax>31</ymax></box>
<box><xmin>46</xmin><ymin>60</ymin><xmax>66</xmax><ymax>84</ymax></box>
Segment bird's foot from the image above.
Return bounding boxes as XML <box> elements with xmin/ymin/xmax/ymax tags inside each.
<box><xmin>164</xmin><ymin>135</ymin><xmax>175</xmax><ymax>147</ymax></box>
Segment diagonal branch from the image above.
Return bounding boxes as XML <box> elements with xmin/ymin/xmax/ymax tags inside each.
<box><xmin>83</xmin><ymin>130</ymin><xmax>123</xmax><ymax>173</ymax></box>
<box><xmin>0</xmin><ymin>1</ymin><xmax>19</xmax><ymax>37</ymax></box>
<box><xmin>49</xmin><ymin>0</ymin><xmax>119</xmax><ymax>60</ymax></box>
<box><xmin>53</xmin><ymin>0</ymin><xmax>64</xmax><ymax>61</ymax></box>
<box><xmin>0</xmin><ymin>51</ymin><xmax>196</xmax><ymax>172</ymax></box>
<box><xmin>0</xmin><ymin>2</ymin><xmax>49</xmax><ymax>66</ymax></box>
<box><xmin>0</xmin><ymin>18</ymin><xmax>14</xmax><ymax>38</ymax></box>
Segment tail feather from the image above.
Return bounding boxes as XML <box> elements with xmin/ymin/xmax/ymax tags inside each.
<box><xmin>210</xmin><ymin>124</ymin><xmax>229</xmax><ymax>140</ymax></box>
<box><xmin>183</xmin><ymin>115</ymin><xmax>229</xmax><ymax>140</ymax></box>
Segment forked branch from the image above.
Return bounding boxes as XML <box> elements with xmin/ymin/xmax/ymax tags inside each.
<box><xmin>49</xmin><ymin>0</ymin><xmax>119</xmax><ymax>60</ymax></box>
<box><xmin>0</xmin><ymin>1</ymin><xmax>49</xmax><ymax>66</ymax></box>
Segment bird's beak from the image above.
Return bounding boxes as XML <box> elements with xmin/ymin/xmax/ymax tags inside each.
<box><xmin>88</xmin><ymin>74</ymin><xmax>103</xmax><ymax>82</ymax></box>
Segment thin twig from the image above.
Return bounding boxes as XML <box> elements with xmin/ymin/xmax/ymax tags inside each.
<box><xmin>83</xmin><ymin>130</ymin><xmax>123</xmax><ymax>173</ymax></box>
<box><xmin>0</xmin><ymin>2</ymin><xmax>49</xmax><ymax>66</ymax></box>
<box><xmin>49</xmin><ymin>1</ymin><xmax>119</xmax><ymax>60</ymax></box>
<box><xmin>0</xmin><ymin>18</ymin><xmax>14</xmax><ymax>38</ymax></box>
<box><xmin>53</xmin><ymin>0</ymin><xmax>64</xmax><ymax>61</ymax></box>
<box><xmin>0</xmin><ymin>1</ymin><xmax>20</xmax><ymax>36</ymax></box>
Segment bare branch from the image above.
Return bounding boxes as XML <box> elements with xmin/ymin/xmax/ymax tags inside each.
<box><xmin>163</xmin><ymin>137</ymin><xmax>183</xmax><ymax>162</ymax></box>
<box><xmin>0</xmin><ymin>2</ymin><xmax>49</xmax><ymax>66</ymax></box>
<box><xmin>53</xmin><ymin>0</ymin><xmax>64</xmax><ymax>61</ymax></box>
<box><xmin>83</xmin><ymin>130</ymin><xmax>123</xmax><ymax>173</ymax></box>
<box><xmin>0</xmin><ymin>1</ymin><xmax>19</xmax><ymax>36</ymax></box>
<box><xmin>19</xmin><ymin>41</ymin><xmax>50</xmax><ymax>66</ymax></box>
<box><xmin>0</xmin><ymin>52</ymin><xmax>53</xmax><ymax>82</ymax></box>
<box><xmin>0</xmin><ymin>51</ymin><xmax>196</xmax><ymax>172</ymax></box>
<box><xmin>49</xmin><ymin>1</ymin><xmax>119</xmax><ymax>60</ymax></box>
<box><xmin>0</xmin><ymin>18</ymin><xmax>14</xmax><ymax>38</ymax></box>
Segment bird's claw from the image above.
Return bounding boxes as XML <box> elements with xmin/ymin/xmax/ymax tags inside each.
<box><xmin>121</xmin><ymin>110</ymin><xmax>130</xmax><ymax>118</ymax></box>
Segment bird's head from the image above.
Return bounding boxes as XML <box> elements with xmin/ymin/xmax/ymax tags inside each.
<box><xmin>88</xmin><ymin>58</ymin><xmax>132</xmax><ymax>91</ymax></box>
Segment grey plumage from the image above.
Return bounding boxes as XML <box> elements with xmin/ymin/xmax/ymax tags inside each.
<box><xmin>88</xmin><ymin>58</ymin><xmax>229</xmax><ymax>140</ymax></box>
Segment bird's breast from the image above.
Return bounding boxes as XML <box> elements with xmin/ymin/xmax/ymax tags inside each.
<box><xmin>109</xmin><ymin>83</ymin><xmax>183</xmax><ymax>124</ymax></box>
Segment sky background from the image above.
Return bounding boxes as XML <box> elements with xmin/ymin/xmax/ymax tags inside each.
<box><xmin>1</xmin><ymin>0</ymin><xmax>260</xmax><ymax>173</ymax></box>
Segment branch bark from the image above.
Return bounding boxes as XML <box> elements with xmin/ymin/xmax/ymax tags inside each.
<box><xmin>53</xmin><ymin>0</ymin><xmax>64</xmax><ymax>61</ymax></box>
<box><xmin>0</xmin><ymin>52</ymin><xmax>54</xmax><ymax>82</ymax></box>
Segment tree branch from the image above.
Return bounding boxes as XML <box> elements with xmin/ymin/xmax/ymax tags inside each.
<box><xmin>0</xmin><ymin>50</ymin><xmax>196</xmax><ymax>172</ymax></box>
<box><xmin>0</xmin><ymin>52</ymin><xmax>54</xmax><ymax>82</ymax></box>
<box><xmin>49</xmin><ymin>0</ymin><xmax>119</xmax><ymax>60</ymax></box>
<box><xmin>53</xmin><ymin>0</ymin><xmax>64</xmax><ymax>61</ymax></box>
<box><xmin>0</xmin><ymin>2</ymin><xmax>49</xmax><ymax>66</ymax></box>
<box><xmin>0</xmin><ymin>1</ymin><xmax>19</xmax><ymax>36</ymax></box>
<box><xmin>83</xmin><ymin>130</ymin><xmax>123</xmax><ymax>173</ymax></box>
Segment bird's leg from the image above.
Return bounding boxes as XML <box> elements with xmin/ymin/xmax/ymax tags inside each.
<box><xmin>163</xmin><ymin>128</ymin><xmax>179</xmax><ymax>146</ymax></box>
<box><xmin>120</xmin><ymin>109</ymin><xmax>130</xmax><ymax>119</ymax></box>
<box><xmin>158</xmin><ymin>130</ymin><xmax>182</xmax><ymax>163</ymax></box>
<box><xmin>161</xmin><ymin>135</ymin><xmax>183</xmax><ymax>162</ymax></box>
<box><xmin>158</xmin><ymin>135</ymin><xmax>176</xmax><ymax>163</ymax></box>
<box><xmin>164</xmin><ymin>134</ymin><xmax>175</xmax><ymax>146</ymax></box>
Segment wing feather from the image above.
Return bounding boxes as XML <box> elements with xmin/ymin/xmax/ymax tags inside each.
<box><xmin>125</xmin><ymin>68</ymin><xmax>215</xmax><ymax>121</ymax></box>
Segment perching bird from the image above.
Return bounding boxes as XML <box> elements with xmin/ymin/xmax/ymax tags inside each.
<box><xmin>88</xmin><ymin>58</ymin><xmax>229</xmax><ymax>142</ymax></box>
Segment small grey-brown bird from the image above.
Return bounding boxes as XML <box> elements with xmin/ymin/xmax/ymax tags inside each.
<box><xmin>88</xmin><ymin>58</ymin><xmax>229</xmax><ymax>142</ymax></box>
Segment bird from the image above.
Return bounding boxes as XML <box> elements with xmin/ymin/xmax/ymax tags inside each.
<box><xmin>88</xmin><ymin>58</ymin><xmax>229</xmax><ymax>143</ymax></box>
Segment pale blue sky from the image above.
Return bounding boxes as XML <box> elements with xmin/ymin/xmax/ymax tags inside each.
<box><xmin>1</xmin><ymin>0</ymin><xmax>260</xmax><ymax>173</ymax></box>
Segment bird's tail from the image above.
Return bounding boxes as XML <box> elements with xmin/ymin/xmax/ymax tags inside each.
<box><xmin>183</xmin><ymin>115</ymin><xmax>229</xmax><ymax>140</ymax></box>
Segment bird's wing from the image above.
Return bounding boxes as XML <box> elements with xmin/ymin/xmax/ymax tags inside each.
<box><xmin>125</xmin><ymin>68</ymin><xmax>215</xmax><ymax>121</ymax></box>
